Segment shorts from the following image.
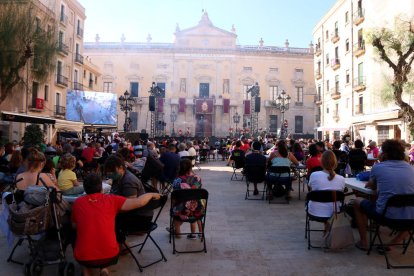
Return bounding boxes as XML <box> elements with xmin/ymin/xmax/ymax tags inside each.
<box><xmin>359</xmin><ymin>199</ymin><xmax>413</xmax><ymax>228</ymax></box>
<box><xmin>77</xmin><ymin>255</ymin><xmax>119</xmax><ymax>268</ymax></box>
<box><xmin>360</xmin><ymin>199</ymin><xmax>382</xmax><ymax>221</ymax></box>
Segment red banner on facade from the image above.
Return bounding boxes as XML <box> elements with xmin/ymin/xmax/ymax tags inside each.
<box><xmin>179</xmin><ymin>98</ymin><xmax>185</xmax><ymax>113</ymax></box>
<box><xmin>158</xmin><ymin>98</ymin><xmax>164</xmax><ymax>113</ymax></box>
<box><xmin>195</xmin><ymin>98</ymin><xmax>214</xmax><ymax>114</ymax></box>
<box><xmin>223</xmin><ymin>99</ymin><xmax>230</xmax><ymax>113</ymax></box>
<box><xmin>244</xmin><ymin>100</ymin><xmax>250</xmax><ymax>115</ymax></box>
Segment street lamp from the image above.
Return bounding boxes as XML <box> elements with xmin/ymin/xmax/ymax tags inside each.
<box><xmin>119</xmin><ymin>90</ymin><xmax>136</xmax><ymax>133</ymax></box>
<box><xmin>170</xmin><ymin>111</ymin><xmax>177</xmax><ymax>137</ymax></box>
<box><xmin>233</xmin><ymin>111</ymin><xmax>241</xmax><ymax>138</ymax></box>
<box><xmin>274</xmin><ymin>90</ymin><xmax>291</xmax><ymax>139</ymax></box>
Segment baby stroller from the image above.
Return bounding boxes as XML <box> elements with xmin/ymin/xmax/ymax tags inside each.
<box><xmin>7</xmin><ymin>178</ymin><xmax>75</xmax><ymax>276</ymax></box>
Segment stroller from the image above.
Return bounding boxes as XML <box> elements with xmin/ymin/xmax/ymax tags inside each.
<box><xmin>6</xmin><ymin>177</ymin><xmax>75</xmax><ymax>276</ymax></box>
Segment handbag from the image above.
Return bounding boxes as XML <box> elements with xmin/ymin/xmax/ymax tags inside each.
<box><xmin>324</xmin><ymin>191</ymin><xmax>354</xmax><ymax>250</ymax></box>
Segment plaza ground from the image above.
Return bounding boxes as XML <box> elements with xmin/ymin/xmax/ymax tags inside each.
<box><xmin>1</xmin><ymin>161</ymin><xmax>413</xmax><ymax>275</ymax></box>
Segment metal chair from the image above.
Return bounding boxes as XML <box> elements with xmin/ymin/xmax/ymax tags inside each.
<box><xmin>169</xmin><ymin>189</ymin><xmax>209</xmax><ymax>254</ymax></box>
<box><xmin>305</xmin><ymin>190</ymin><xmax>345</xmax><ymax>249</ymax></box>
<box><xmin>265</xmin><ymin>166</ymin><xmax>292</xmax><ymax>204</ymax></box>
<box><xmin>123</xmin><ymin>195</ymin><xmax>168</xmax><ymax>272</ymax></box>
<box><xmin>230</xmin><ymin>151</ymin><xmax>245</xmax><ymax>181</ymax></box>
<box><xmin>244</xmin><ymin>164</ymin><xmax>266</xmax><ymax>200</ymax></box>
<box><xmin>367</xmin><ymin>194</ymin><xmax>414</xmax><ymax>269</ymax></box>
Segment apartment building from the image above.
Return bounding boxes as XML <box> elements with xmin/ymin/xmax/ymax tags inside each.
<box><xmin>0</xmin><ymin>0</ymin><xmax>88</xmax><ymax>142</ymax></box>
<box><xmin>313</xmin><ymin>0</ymin><xmax>414</xmax><ymax>144</ymax></box>
<box><xmin>85</xmin><ymin>12</ymin><xmax>316</xmax><ymax>138</ymax></box>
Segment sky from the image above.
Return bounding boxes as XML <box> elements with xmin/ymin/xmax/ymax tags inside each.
<box><xmin>79</xmin><ymin>0</ymin><xmax>337</xmax><ymax>48</ymax></box>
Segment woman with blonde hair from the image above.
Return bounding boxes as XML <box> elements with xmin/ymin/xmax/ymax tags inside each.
<box><xmin>58</xmin><ymin>153</ymin><xmax>84</xmax><ymax>195</ymax></box>
<box><xmin>307</xmin><ymin>150</ymin><xmax>345</xmax><ymax>218</ymax></box>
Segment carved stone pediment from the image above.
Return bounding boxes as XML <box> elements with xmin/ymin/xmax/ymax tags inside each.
<box><xmin>239</xmin><ymin>76</ymin><xmax>255</xmax><ymax>86</ymax></box>
<box><xmin>153</xmin><ymin>74</ymin><xmax>169</xmax><ymax>82</ymax></box>
<box><xmin>102</xmin><ymin>74</ymin><xmax>115</xmax><ymax>81</ymax></box>
<box><xmin>194</xmin><ymin>75</ymin><xmax>212</xmax><ymax>82</ymax></box>
<box><xmin>265</xmin><ymin>75</ymin><xmax>281</xmax><ymax>86</ymax></box>
<box><xmin>292</xmin><ymin>79</ymin><xmax>306</xmax><ymax>86</ymax></box>
<box><xmin>126</xmin><ymin>74</ymin><xmax>143</xmax><ymax>81</ymax></box>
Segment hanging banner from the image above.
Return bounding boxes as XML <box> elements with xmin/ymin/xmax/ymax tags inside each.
<box><xmin>195</xmin><ymin>98</ymin><xmax>214</xmax><ymax>114</ymax></box>
<box><xmin>179</xmin><ymin>98</ymin><xmax>185</xmax><ymax>113</ymax></box>
<box><xmin>223</xmin><ymin>99</ymin><xmax>230</xmax><ymax>114</ymax></box>
<box><xmin>158</xmin><ymin>98</ymin><xmax>164</xmax><ymax>113</ymax></box>
<box><xmin>244</xmin><ymin>100</ymin><xmax>251</xmax><ymax>115</ymax></box>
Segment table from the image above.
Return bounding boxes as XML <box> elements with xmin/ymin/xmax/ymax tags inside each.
<box><xmin>344</xmin><ymin>178</ymin><xmax>373</xmax><ymax>195</ymax></box>
<box><xmin>292</xmin><ymin>163</ymin><xmax>307</xmax><ymax>200</ymax></box>
<box><xmin>62</xmin><ymin>183</ymin><xmax>111</xmax><ymax>203</ymax></box>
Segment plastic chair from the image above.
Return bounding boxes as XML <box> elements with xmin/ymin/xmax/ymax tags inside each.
<box><xmin>123</xmin><ymin>195</ymin><xmax>168</xmax><ymax>272</ymax></box>
<box><xmin>367</xmin><ymin>194</ymin><xmax>414</xmax><ymax>269</ymax></box>
<box><xmin>169</xmin><ymin>189</ymin><xmax>209</xmax><ymax>254</ymax></box>
<box><xmin>305</xmin><ymin>190</ymin><xmax>345</xmax><ymax>249</ymax></box>
<box><xmin>244</xmin><ymin>164</ymin><xmax>266</xmax><ymax>200</ymax></box>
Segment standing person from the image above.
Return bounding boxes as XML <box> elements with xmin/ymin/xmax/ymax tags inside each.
<box><xmin>170</xmin><ymin>159</ymin><xmax>204</xmax><ymax>239</ymax></box>
<box><xmin>353</xmin><ymin>139</ymin><xmax>414</xmax><ymax>251</ymax></box>
<box><xmin>244</xmin><ymin>141</ymin><xmax>267</xmax><ymax>195</ymax></box>
<box><xmin>72</xmin><ymin>173</ymin><xmax>160</xmax><ymax>276</ymax></box>
<box><xmin>58</xmin><ymin>153</ymin><xmax>84</xmax><ymax>195</ymax></box>
<box><xmin>159</xmin><ymin>143</ymin><xmax>180</xmax><ymax>184</ymax></box>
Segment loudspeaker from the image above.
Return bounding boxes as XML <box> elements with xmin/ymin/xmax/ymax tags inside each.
<box><xmin>255</xmin><ymin>97</ymin><xmax>261</xmax><ymax>112</ymax></box>
<box><xmin>149</xmin><ymin>96</ymin><xmax>155</xmax><ymax>111</ymax></box>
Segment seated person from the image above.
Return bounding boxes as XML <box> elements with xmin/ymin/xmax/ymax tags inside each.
<box><xmin>244</xmin><ymin>141</ymin><xmax>267</xmax><ymax>195</ymax></box>
<box><xmin>292</xmin><ymin>142</ymin><xmax>304</xmax><ymax>162</ymax></box>
<box><xmin>177</xmin><ymin>143</ymin><xmax>189</xmax><ymax>158</ymax></box>
<box><xmin>72</xmin><ymin>173</ymin><xmax>160</xmax><ymax>276</ymax></box>
<box><xmin>105</xmin><ymin>155</ymin><xmax>153</xmax><ymax>241</ymax></box>
<box><xmin>159</xmin><ymin>143</ymin><xmax>180</xmax><ymax>183</ymax></box>
<box><xmin>170</xmin><ymin>159</ymin><xmax>204</xmax><ymax>239</ymax></box>
<box><xmin>306</xmin><ymin>144</ymin><xmax>322</xmax><ymax>179</ymax></box>
<box><xmin>308</xmin><ymin>150</ymin><xmax>345</xmax><ymax>218</ymax></box>
<box><xmin>348</xmin><ymin>139</ymin><xmax>367</xmax><ymax>175</ymax></box>
<box><xmin>353</xmin><ymin>139</ymin><xmax>414</xmax><ymax>251</ymax></box>
<box><xmin>58</xmin><ymin>153</ymin><xmax>84</xmax><ymax>195</ymax></box>
<box><xmin>267</xmin><ymin>140</ymin><xmax>299</xmax><ymax>198</ymax></box>
<box><xmin>229</xmin><ymin>141</ymin><xmax>245</xmax><ymax>168</ymax></box>
<box><xmin>332</xmin><ymin>140</ymin><xmax>348</xmax><ymax>175</ymax></box>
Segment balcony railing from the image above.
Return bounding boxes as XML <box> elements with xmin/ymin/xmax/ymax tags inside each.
<box><xmin>331</xmin><ymin>31</ymin><xmax>340</xmax><ymax>43</ymax></box>
<box><xmin>354</xmin><ymin>8</ymin><xmax>365</xmax><ymax>25</ymax></box>
<box><xmin>355</xmin><ymin>104</ymin><xmax>364</xmax><ymax>115</ymax></box>
<box><xmin>315</xmin><ymin>45</ymin><xmax>321</xmax><ymax>56</ymax></box>
<box><xmin>56</xmin><ymin>74</ymin><xmax>68</xmax><ymax>87</ymax></box>
<box><xmin>73</xmin><ymin>82</ymin><xmax>83</xmax><ymax>90</ymax></box>
<box><xmin>314</xmin><ymin>95</ymin><xmax>322</xmax><ymax>105</ymax></box>
<box><xmin>315</xmin><ymin>114</ymin><xmax>321</xmax><ymax>123</ymax></box>
<box><xmin>354</xmin><ymin>40</ymin><xmax>365</xmax><ymax>57</ymax></box>
<box><xmin>77</xmin><ymin>27</ymin><xmax>84</xmax><ymax>37</ymax></box>
<box><xmin>333</xmin><ymin>111</ymin><xmax>340</xmax><ymax>121</ymax></box>
<box><xmin>353</xmin><ymin>76</ymin><xmax>366</xmax><ymax>92</ymax></box>
<box><xmin>54</xmin><ymin>105</ymin><xmax>66</xmax><ymax>117</ymax></box>
<box><xmin>330</xmin><ymin>87</ymin><xmax>341</xmax><ymax>99</ymax></box>
<box><xmin>75</xmin><ymin>53</ymin><xmax>84</xmax><ymax>64</ymax></box>
<box><xmin>58</xmin><ymin>41</ymin><xmax>69</xmax><ymax>55</ymax></box>
<box><xmin>315</xmin><ymin>69</ymin><xmax>322</xmax><ymax>80</ymax></box>
<box><xmin>330</xmin><ymin>58</ymin><xmax>340</xmax><ymax>70</ymax></box>
<box><xmin>60</xmin><ymin>14</ymin><xmax>68</xmax><ymax>26</ymax></box>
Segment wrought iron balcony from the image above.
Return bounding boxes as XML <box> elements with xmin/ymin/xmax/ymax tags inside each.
<box><xmin>54</xmin><ymin>105</ymin><xmax>66</xmax><ymax>117</ymax></box>
<box><xmin>354</xmin><ymin>8</ymin><xmax>365</xmax><ymax>26</ymax></box>
<box><xmin>331</xmin><ymin>31</ymin><xmax>340</xmax><ymax>43</ymax></box>
<box><xmin>330</xmin><ymin>58</ymin><xmax>340</xmax><ymax>70</ymax></box>
<box><xmin>77</xmin><ymin>27</ymin><xmax>84</xmax><ymax>37</ymax></box>
<box><xmin>58</xmin><ymin>41</ymin><xmax>69</xmax><ymax>55</ymax></box>
<box><xmin>56</xmin><ymin>74</ymin><xmax>68</xmax><ymax>87</ymax></box>
<box><xmin>355</xmin><ymin>104</ymin><xmax>364</xmax><ymax>115</ymax></box>
<box><xmin>315</xmin><ymin>69</ymin><xmax>322</xmax><ymax>80</ymax></box>
<box><xmin>330</xmin><ymin>87</ymin><xmax>341</xmax><ymax>100</ymax></box>
<box><xmin>89</xmin><ymin>79</ymin><xmax>93</xmax><ymax>89</ymax></box>
<box><xmin>314</xmin><ymin>95</ymin><xmax>322</xmax><ymax>105</ymax></box>
<box><xmin>60</xmin><ymin>14</ymin><xmax>68</xmax><ymax>26</ymax></box>
<box><xmin>354</xmin><ymin>40</ymin><xmax>365</xmax><ymax>57</ymax></box>
<box><xmin>75</xmin><ymin>53</ymin><xmax>84</xmax><ymax>64</ymax></box>
<box><xmin>353</xmin><ymin>76</ymin><xmax>366</xmax><ymax>92</ymax></box>
<box><xmin>314</xmin><ymin>44</ymin><xmax>321</xmax><ymax>56</ymax></box>
<box><xmin>73</xmin><ymin>82</ymin><xmax>83</xmax><ymax>90</ymax></box>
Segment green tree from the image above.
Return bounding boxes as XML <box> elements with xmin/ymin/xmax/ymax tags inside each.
<box><xmin>367</xmin><ymin>17</ymin><xmax>414</xmax><ymax>137</ymax></box>
<box><xmin>0</xmin><ymin>0</ymin><xmax>57</xmax><ymax>104</ymax></box>
<box><xmin>22</xmin><ymin>124</ymin><xmax>44</xmax><ymax>147</ymax></box>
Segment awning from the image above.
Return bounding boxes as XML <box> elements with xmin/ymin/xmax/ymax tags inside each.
<box><xmin>375</xmin><ymin>119</ymin><xmax>402</xmax><ymax>126</ymax></box>
<box><xmin>54</xmin><ymin>119</ymin><xmax>84</xmax><ymax>132</ymax></box>
<box><xmin>83</xmin><ymin>124</ymin><xmax>117</xmax><ymax>130</ymax></box>
<box><xmin>317</xmin><ymin>126</ymin><xmax>349</xmax><ymax>131</ymax></box>
<box><xmin>1</xmin><ymin>111</ymin><xmax>55</xmax><ymax>124</ymax></box>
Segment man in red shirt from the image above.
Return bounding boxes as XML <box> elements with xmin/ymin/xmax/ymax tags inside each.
<box><xmin>81</xmin><ymin>143</ymin><xmax>97</xmax><ymax>163</ymax></box>
<box><xmin>240</xmin><ymin>137</ymin><xmax>251</xmax><ymax>152</ymax></box>
<box><xmin>72</xmin><ymin>173</ymin><xmax>160</xmax><ymax>276</ymax></box>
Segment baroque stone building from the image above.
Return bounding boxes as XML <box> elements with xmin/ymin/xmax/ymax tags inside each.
<box><xmin>85</xmin><ymin>12</ymin><xmax>316</xmax><ymax>138</ymax></box>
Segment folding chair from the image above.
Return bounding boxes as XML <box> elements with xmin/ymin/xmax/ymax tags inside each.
<box><xmin>266</xmin><ymin>166</ymin><xmax>292</xmax><ymax>204</ymax></box>
<box><xmin>123</xmin><ymin>195</ymin><xmax>168</xmax><ymax>272</ymax></box>
<box><xmin>244</xmin><ymin>164</ymin><xmax>266</xmax><ymax>200</ymax></box>
<box><xmin>367</xmin><ymin>194</ymin><xmax>414</xmax><ymax>269</ymax></box>
<box><xmin>169</xmin><ymin>189</ymin><xmax>209</xmax><ymax>254</ymax></box>
<box><xmin>199</xmin><ymin>149</ymin><xmax>209</xmax><ymax>163</ymax></box>
<box><xmin>305</xmin><ymin>190</ymin><xmax>345</xmax><ymax>249</ymax></box>
<box><xmin>230</xmin><ymin>153</ymin><xmax>245</xmax><ymax>181</ymax></box>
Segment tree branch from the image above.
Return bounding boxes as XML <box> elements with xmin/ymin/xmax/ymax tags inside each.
<box><xmin>373</xmin><ymin>37</ymin><xmax>398</xmax><ymax>71</ymax></box>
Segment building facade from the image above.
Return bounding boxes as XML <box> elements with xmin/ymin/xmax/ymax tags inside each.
<box><xmin>0</xmin><ymin>0</ymin><xmax>88</xmax><ymax>142</ymax></box>
<box><xmin>313</xmin><ymin>0</ymin><xmax>414</xmax><ymax>144</ymax></box>
<box><xmin>84</xmin><ymin>12</ymin><xmax>316</xmax><ymax>138</ymax></box>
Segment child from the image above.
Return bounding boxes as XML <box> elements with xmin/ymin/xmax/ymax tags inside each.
<box><xmin>58</xmin><ymin>153</ymin><xmax>84</xmax><ymax>195</ymax></box>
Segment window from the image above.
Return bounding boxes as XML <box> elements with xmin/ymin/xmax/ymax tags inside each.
<box><xmin>269</xmin><ymin>86</ymin><xmax>278</xmax><ymax>100</ymax></box>
<box><xmin>295</xmin><ymin>116</ymin><xmax>303</xmax><ymax>133</ymax></box>
<box><xmin>317</xmin><ymin>61</ymin><xmax>321</xmax><ymax>73</ymax></box>
<box><xmin>44</xmin><ymin>85</ymin><xmax>49</xmax><ymax>101</ymax></box>
<box><xmin>326</xmin><ymin>53</ymin><xmax>329</xmax><ymax>65</ymax></box>
<box><xmin>269</xmin><ymin>115</ymin><xmax>278</xmax><ymax>133</ymax></box>
<box><xmin>157</xmin><ymin>82</ymin><xmax>166</xmax><ymax>98</ymax></box>
<box><xmin>223</xmin><ymin>79</ymin><xmax>229</xmax><ymax>94</ymax></box>
<box><xmin>55</xmin><ymin>92</ymin><xmax>61</xmax><ymax>107</ymax></box>
<box><xmin>335</xmin><ymin>46</ymin><xmax>339</xmax><ymax>59</ymax></box>
<box><xmin>243</xmin><ymin>85</ymin><xmax>252</xmax><ymax>100</ymax></box>
<box><xmin>130</xmin><ymin>112</ymin><xmax>138</xmax><ymax>131</ymax></box>
<box><xmin>326</xmin><ymin>105</ymin><xmax>329</xmax><ymax>114</ymax></box>
<box><xmin>326</xmin><ymin>80</ymin><xmax>330</xmax><ymax>91</ymax></box>
<box><xmin>95</xmin><ymin>76</ymin><xmax>97</xmax><ymax>84</ymax></box>
<box><xmin>346</xmin><ymin>98</ymin><xmax>350</xmax><ymax>109</ymax></box>
<box><xmin>75</xmin><ymin>43</ymin><xmax>79</xmax><ymax>55</ymax></box>
<box><xmin>345</xmin><ymin>11</ymin><xmax>349</xmax><ymax>24</ymax></box>
<box><xmin>31</xmin><ymin>82</ymin><xmax>39</xmax><ymax>107</ymax></box>
<box><xmin>325</xmin><ymin>30</ymin><xmax>329</xmax><ymax>40</ymax></box>
<box><xmin>335</xmin><ymin>75</ymin><xmax>339</xmax><ymax>92</ymax></box>
<box><xmin>130</xmin><ymin>82</ymin><xmax>139</xmax><ymax>97</ymax></box>
<box><xmin>358</xmin><ymin>62</ymin><xmax>364</xmax><ymax>84</ymax></box>
<box><xmin>345</xmin><ymin>38</ymin><xmax>349</xmax><ymax>52</ymax></box>
<box><xmin>89</xmin><ymin>73</ymin><xmax>93</xmax><ymax>88</ymax></box>
<box><xmin>83</xmin><ymin>70</ymin><xmax>86</xmax><ymax>78</ymax></box>
<box><xmin>103</xmin><ymin>82</ymin><xmax>113</xmax><ymax>93</ymax></box>
<box><xmin>296</xmin><ymin>87</ymin><xmax>303</xmax><ymax>103</ymax></box>
<box><xmin>295</xmin><ymin>68</ymin><xmax>304</xmax><ymax>79</ymax></box>
<box><xmin>243</xmin><ymin>66</ymin><xmax>252</xmax><ymax>72</ymax></box>
<box><xmin>269</xmin><ymin>67</ymin><xmax>278</xmax><ymax>73</ymax></box>
<box><xmin>335</xmin><ymin>103</ymin><xmax>339</xmax><ymax>116</ymax></box>
<box><xmin>346</xmin><ymin>70</ymin><xmax>350</xmax><ymax>84</ymax></box>
<box><xmin>199</xmin><ymin>83</ymin><xmax>209</xmax><ymax>98</ymax></box>
<box><xmin>317</xmin><ymin>85</ymin><xmax>321</xmax><ymax>101</ymax></box>
<box><xmin>60</xmin><ymin>4</ymin><xmax>65</xmax><ymax>21</ymax></box>
<box><xmin>334</xmin><ymin>21</ymin><xmax>338</xmax><ymax>36</ymax></box>
<box><xmin>74</xmin><ymin>69</ymin><xmax>78</xmax><ymax>83</ymax></box>
<box><xmin>357</xmin><ymin>95</ymin><xmax>364</xmax><ymax>114</ymax></box>
<box><xmin>377</xmin><ymin>126</ymin><xmax>389</xmax><ymax>145</ymax></box>
<box><xmin>180</xmin><ymin>78</ymin><xmax>187</xmax><ymax>93</ymax></box>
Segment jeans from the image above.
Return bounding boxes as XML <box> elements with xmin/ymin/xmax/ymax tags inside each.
<box><xmin>266</xmin><ymin>175</ymin><xmax>292</xmax><ymax>191</ymax></box>
<box><xmin>62</xmin><ymin>185</ymin><xmax>84</xmax><ymax>195</ymax></box>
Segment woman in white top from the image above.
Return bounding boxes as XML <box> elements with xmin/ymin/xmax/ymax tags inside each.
<box><xmin>308</xmin><ymin>150</ymin><xmax>345</xmax><ymax>218</ymax></box>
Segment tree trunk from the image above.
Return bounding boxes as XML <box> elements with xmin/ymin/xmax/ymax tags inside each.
<box><xmin>393</xmin><ymin>77</ymin><xmax>414</xmax><ymax>138</ymax></box>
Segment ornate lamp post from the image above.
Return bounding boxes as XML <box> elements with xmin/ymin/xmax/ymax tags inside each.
<box><xmin>273</xmin><ymin>90</ymin><xmax>291</xmax><ymax>139</ymax></box>
<box><xmin>233</xmin><ymin>111</ymin><xmax>241</xmax><ymax>138</ymax></box>
<box><xmin>170</xmin><ymin>111</ymin><xmax>177</xmax><ymax>137</ymax></box>
<box><xmin>118</xmin><ymin>90</ymin><xmax>136</xmax><ymax>133</ymax></box>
